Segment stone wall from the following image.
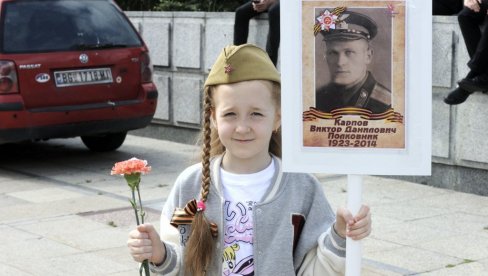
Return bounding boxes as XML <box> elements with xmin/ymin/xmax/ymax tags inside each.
<box><xmin>127</xmin><ymin>12</ymin><xmax>488</xmax><ymax>195</ymax></box>
<box><xmin>424</xmin><ymin>16</ymin><xmax>488</xmax><ymax>195</ymax></box>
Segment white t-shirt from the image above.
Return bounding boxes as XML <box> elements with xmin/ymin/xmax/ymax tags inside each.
<box><xmin>221</xmin><ymin>159</ymin><xmax>275</xmax><ymax>276</ymax></box>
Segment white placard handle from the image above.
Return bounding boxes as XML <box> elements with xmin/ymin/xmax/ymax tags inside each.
<box><xmin>345</xmin><ymin>174</ymin><xmax>363</xmax><ymax>276</ymax></box>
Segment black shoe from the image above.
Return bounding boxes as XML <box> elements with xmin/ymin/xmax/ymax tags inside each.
<box><xmin>444</xmin><ymin>87</ymin><xmax>472</xmax><ymax>105</ymax></box>
<box><xmin>458</xmin><ymin>73</ymin><xmax>488</xmax><ymax>93</ymax></box>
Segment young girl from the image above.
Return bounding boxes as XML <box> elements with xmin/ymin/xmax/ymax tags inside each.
<box><xmin>127</xmin><ymin>44</ymin><xmax>371</xmax><ymax>276</ymax></box>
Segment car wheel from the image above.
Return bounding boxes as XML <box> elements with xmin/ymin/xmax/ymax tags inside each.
<box><xmin>81</xmin><ymin>132</ymin><xmax>127</xmax><ymax>152</ymax></box>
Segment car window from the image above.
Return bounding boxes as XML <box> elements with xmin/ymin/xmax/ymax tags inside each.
<box><xmin>1</xmin><ymin>0</ymin><xmax>142</xmax><ymax>53</ymax></box>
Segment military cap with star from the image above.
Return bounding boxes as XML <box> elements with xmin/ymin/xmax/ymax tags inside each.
<box><xmin>204</xmin><ymin>44</ymin><xmax>280</xmax><ymax>88</ymax></box>
<box><xmin>319</xmin><ymin>10</ymin><xmax>378</xmax><ymax>41</ymax></box>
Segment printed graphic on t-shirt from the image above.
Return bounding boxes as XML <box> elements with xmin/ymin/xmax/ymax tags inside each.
<box><xmin>222</xmin><ymin>200</ymin><xmax>255</xmax><ymax>276</ymax></box>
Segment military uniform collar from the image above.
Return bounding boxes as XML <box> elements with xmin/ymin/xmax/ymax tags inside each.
<box><xmin>337</xmin><ymin>72</ymin><xmax>370</xmax><ymax>104</ymax></box>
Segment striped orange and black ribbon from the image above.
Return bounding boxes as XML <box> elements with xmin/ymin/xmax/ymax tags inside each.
<box><xmin>170</xmin><ymin>199</ymin><xmax>218</xmax><ymax>237</ymax></box>
<box><xmin>303</xmin><ymin>107</ymin><xmax>404</xmax><ymax>123</ymax></box>
<box><xmin>332</xmin><ymin>7</ymin><xmax>347</xmax><ymax>15</ymax></box>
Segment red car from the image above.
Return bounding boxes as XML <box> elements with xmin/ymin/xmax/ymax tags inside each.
<box><xmin>0</xmin><ymin>0</ymin><xmax>157</xmax><ymax>151</ymax></box>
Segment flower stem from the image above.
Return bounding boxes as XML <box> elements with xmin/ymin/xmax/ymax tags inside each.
<box><xmin>134</xmin><ymin>179</ymin><xmax>149</xmax><ymax>276</ymax></box>
<box><xmin>140</xmin><ymin>260</ymin><xmax>150</xmax><ymax>276</ymax></box>
<box><xmin>131</xmin><ymin>188</ymin><xmax>140</xmax><ymax>225</ymax></box>
<box><xmin>136</xmin><ymin>185</ymin><xmax>145</xmax><ymax>224</ymax></box>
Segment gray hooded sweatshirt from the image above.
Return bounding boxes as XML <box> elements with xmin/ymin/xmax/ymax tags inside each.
<box><xmin>150</xmin><ymin>155</ymin><xmax>346</xmax><ymax>275</ymax></box>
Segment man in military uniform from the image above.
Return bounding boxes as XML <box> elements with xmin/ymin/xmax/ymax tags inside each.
<box><xmin>315</xmin><ymin>10</ymin><xmax>391</xmax><ymax>114</ymax></box>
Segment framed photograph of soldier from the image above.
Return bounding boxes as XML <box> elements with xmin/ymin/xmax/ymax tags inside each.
<box><xmin>280</xmin><ymin>0</ymin><xmax>431</xmax><ymax>175</ymax></box>
<box><xmin>304</xmin><ymin>2</ymin><xmax>404</xmax><ymax>149</ymax></box>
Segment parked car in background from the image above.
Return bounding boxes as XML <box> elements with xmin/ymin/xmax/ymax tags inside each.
<box><xmin>0</xmin><ymin>0</ymin><xmax>158</xmax><ymax>151</ymax></box>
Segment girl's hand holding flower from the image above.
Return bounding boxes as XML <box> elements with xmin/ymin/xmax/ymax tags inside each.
<box><xmin>128</xmin><ymin>224</ymin><xmax>166</xmax><ymax>265</ymax></box>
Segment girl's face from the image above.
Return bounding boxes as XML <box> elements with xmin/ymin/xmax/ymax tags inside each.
<box><xmin>212</xmin><ymin>80</ymin><xmax>280</xmax><ymax>174</ymax></box>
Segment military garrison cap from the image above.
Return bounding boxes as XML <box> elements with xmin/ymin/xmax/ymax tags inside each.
<box><xmin>320</xmin><ymin>10</ymin><xmax>377</xmax><ymax>41</ymax></box>
<box><xmin>204</xmin><ymin>44</ymin><xmax>280</xmax><ymax>88</ymax></box>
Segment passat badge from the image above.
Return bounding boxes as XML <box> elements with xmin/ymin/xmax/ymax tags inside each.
<box><xmin>35</xmin><ymin>73</ymin><xmax>50</xmax><ymax>83</ymax></box>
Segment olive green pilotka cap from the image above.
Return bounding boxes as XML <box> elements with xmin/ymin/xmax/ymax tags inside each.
<box><xmin>204</xmin><ymin>44</ymin><xmax>281</xmax><ymax>88</ymax></box>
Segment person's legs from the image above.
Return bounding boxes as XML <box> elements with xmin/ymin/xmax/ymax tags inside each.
<box><xmin>234</xmin><ymin>2</ymin><xmax>260</xmax><ymax>45</ymax></box>
<box><xmin>266</xmin><ymin>1</ymin><xmax>280</xmax><ymax>65</ymax></box>
<box><xmin>466</xmin><ymin>19</ymin><xmax>488</xmax><ymax>73</ymax></box>
<box><xmin>460</xmin><ymin>23</ymin><xmax>488</xmax><ymax>92</ymax></box>
<box><xmin>433</xmin><ymin>0</ymin><xmax>463</xmax><ymax>15</ymax></box>
<box><xmin>445</xmin><ymin>5</ymin><xmax>488</xmax><ymax>103</ymax></box>
<box><xmin>457</xmin><ymin>4</ymin><xmax>488</xmax><ymax>92</ymax></box>
<box><xmin>444</xmin><ymin>19</ymin><xmax>477</xmax><ymax>103</ymax></box>
<box><xmin>457</xmin><ymin>7</ymin><xmax>485</xmax><ymax>59</ymax></box>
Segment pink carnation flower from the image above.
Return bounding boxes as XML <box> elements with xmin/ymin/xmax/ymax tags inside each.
<box><xmin>110</xmin><ymin>157</ymin><xmax>151</xmax><ymax>175</ymax></box>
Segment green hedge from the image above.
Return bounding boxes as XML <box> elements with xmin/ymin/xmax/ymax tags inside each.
<box><xmin>115</xmin><ymin>0</ymin><xmax>246</xmax><ymax>11</ymax></box>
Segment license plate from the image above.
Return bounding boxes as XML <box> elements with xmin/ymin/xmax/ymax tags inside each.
<box><xmin>54</xmin><ymin>68</ymin><xmax>113</xmax><ymax>87</ymax></box>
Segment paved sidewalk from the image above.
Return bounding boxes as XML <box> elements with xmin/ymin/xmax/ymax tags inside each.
<box><xmin>0</xmin><ymin>135</ymin><xmax>487</xmax><ymax>275</ymax></box>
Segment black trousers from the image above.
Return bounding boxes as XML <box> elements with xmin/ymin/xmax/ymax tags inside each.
<box><xmin>233</xmin><ymin>1</ymin><xmax>280</xmax><ymax>65</ymax></box>
<box><xmin>458</xmin><ymin>2</ymin><xmax>488</xmax><ymax>74</ymax></box>
<box><xmin>433</xmin><ymin>0</ymin><xmax>463</xmax><ymax>15</ymax></box>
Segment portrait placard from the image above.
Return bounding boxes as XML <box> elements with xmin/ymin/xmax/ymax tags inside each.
<box><xmin>305</xmin><ymin>3</ymin><xmax>404</xmax><ymax>148</ymax></box>
<box><xmin>281</xmin><ymin>0</ymin><xmax>431</xmax><ymax>175</ymax></box>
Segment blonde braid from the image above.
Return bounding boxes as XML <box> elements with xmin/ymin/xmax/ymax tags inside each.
<box><xmin>200</xmin><ymin>87</ymin><xmax>212</xmax><ymax>201</ymax></box>
<box><xmin>184</xmin><ymin>87</ymin><xmax>215</xmax><ymax>276</ymax></box>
